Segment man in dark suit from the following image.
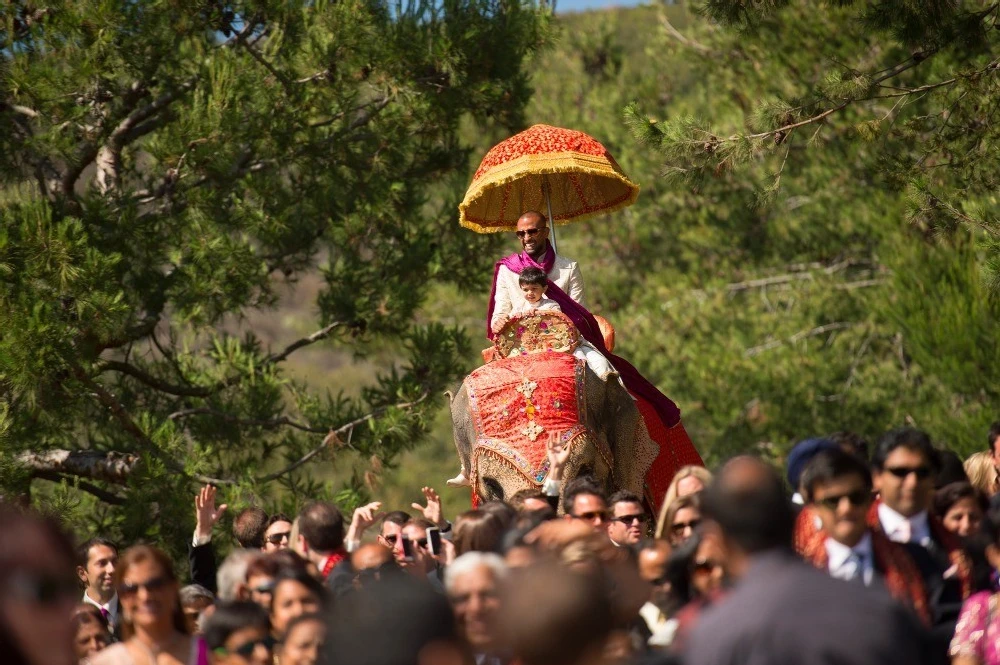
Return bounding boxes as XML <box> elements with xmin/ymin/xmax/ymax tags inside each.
<box><xmin>684</xmin><ymin>456</ymin><xmax>930</xmax><ymax>665</ymax></box>
<box><xmin>868</xmin><ymin>428</ymin><xmax>969</xmax><ymax>663</ymax></box>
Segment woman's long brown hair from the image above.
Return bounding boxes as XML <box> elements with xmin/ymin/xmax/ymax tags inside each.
<box><xmin>113</xmin><ymin>545</ymin><xmax>188</xmax><ymax>639</ymax></box>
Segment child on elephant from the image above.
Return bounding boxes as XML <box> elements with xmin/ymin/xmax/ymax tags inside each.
<box><xmin>449</xmin><ymin>268</ymin><xmax>616</xmax><ymax>488</ymax></box>
<box><xmin>503</xmin><ymin>267</ymin><xmax>615</xmax><ymax>380</ymax></box>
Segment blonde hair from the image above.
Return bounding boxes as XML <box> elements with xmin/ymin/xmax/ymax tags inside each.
<box><xmin>656</xmin><ymin>493</ymin><xmax>703</xmax><ymax>540</ymax></box>
<box><xmin>656</xmin><ymin>465</ymin><xmax>713</xmax><ymax>538</ymax></box>
<box><xmin>964</xmin><ymin>451</ymin><xmax>998</xmax><ymax>496</ymax></box>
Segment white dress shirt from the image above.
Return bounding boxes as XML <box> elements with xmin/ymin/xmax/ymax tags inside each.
<box><xmin>82</xmin><ymin>590</ymin><xmax>119</xmax><ymax>627</ymax></box>
<box><xmin>510</xmin><ymin>296</ymin><xmax>561</xmax><ymax>316</ymax></box>
<box><xmin>825</xmin><ymin>532</ymin><xmax>875</xmax><ymax>586</ymax></box>
<box><xmin>639</xmin><ymin>602</ymin><xmax>679</xmax><ymax>647</ymax></box>
<box><xmin>877</xmin><ymin>503</ymin><xmax>931</xmax><ymax>546</ymax></box>
<box><xmin>491</xmin><ymin>254</ymin><xmax>585</xmax><ymax>331</ymax></box>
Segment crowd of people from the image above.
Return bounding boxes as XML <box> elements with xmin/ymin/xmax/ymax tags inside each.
<box><xmin>7</xmin><ymin>424</ymin><xmax>1000</xmax><ymax>665</ymax></box>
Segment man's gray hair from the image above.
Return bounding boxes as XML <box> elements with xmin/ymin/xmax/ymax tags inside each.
<box><xmin>444</xmin><ymin>552</ymin><xmax>507</xmax><ymax>594</ymax></box>
<box><xmin>179</xmin><ymin>583</ymin><xmax>214</xmax><ymax>606</ymax></box>
<box><xmin>216</xmin><ymin>549</ymin><xmax>262</xmax><ymax>601</ymax></box>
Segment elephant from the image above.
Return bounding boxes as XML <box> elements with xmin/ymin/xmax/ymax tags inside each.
<box><xmin>448</xmin><ymin>312</ymin><xmax>659</xmax><ymax>509</ymax></box>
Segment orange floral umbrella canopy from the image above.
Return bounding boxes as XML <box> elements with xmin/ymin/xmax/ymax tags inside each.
<box><xmin>459</xmin><ymin>124</ymin><xmax>640</xmax><ymax>233</ymax></box>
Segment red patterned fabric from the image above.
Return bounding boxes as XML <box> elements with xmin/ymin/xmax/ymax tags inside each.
<box><xmin>321</xmin><ymin>550</ymin><xmax>347</xmax><ymax>579</ymax></box>
<box><xmin>635</xmin><ymin>397</ymin><xmax>703</xmax><ymax>515</ymax></box>
<box><xmin>797</xmin><ymin>526</ymin><xmax>931</xmax><ymax>625</ymax></box>
<box><xmin>471</xmin><ymin>125</ymin><xmax>617</xmax><ymax>182</ymax></box>
<box><xmin>866</xmin><ymin>500</ymin><xmax>972</xmax><ymax>599</ymax></box>
<box><xmin>466</xmin><ymin>353</ymin><xmax>587</xmax><ymax>485</ymax></box>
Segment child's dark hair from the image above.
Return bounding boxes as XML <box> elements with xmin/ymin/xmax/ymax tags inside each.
<box><xmin>518</xmin><ymin>267</ymin><xmax>548</xmax><ymax>288</ymax></box>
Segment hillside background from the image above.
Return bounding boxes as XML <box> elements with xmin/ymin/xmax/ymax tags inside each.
<box><xmin>240</xmin><ymin>1</ymin><xmax>999</xmax><ymax>520</ymax></box>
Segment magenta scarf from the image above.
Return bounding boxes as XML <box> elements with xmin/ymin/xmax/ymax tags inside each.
<box><xmin>487</xmin><ymin>242</ymin><xmax>681</xmax><ymax>427</ymax></box>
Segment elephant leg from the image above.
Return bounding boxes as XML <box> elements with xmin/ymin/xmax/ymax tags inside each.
<box><xmin>447</xmin><ymin>384</ymin><xmax>475</xmax><ymax>485</ymax></box>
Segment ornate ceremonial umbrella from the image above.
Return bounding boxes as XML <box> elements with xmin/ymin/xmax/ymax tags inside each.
<box><xmin>459</xmin><ymin>124</ymin><xmax>640</xmax><ymax>244</ymax></box>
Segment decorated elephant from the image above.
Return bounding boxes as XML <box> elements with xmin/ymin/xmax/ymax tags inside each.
<box><xmin>449</xmin><ymin>311</ymin><xmax>659</xmax><ymax>507</ymax></box>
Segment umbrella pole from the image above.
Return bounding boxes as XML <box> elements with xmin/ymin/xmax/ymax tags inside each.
<box><xmin>543</xmin><ymin>177</ymin><xmax>557</xmax><ymax>254</ymax></box>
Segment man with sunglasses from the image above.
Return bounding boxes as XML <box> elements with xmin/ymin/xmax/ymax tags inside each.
<box><xmin>606</xmin><ymin>490</ymin><xmax>649</xmax><ymax>546</ymax></box>
<box><xmin>797</xmin><ymin>449</ymin><xmax>930</xmax><ymax>623</ymax></box>
<box><xmin>869</xmin><ymin>428</ymin><xmax>969</xmax><ymax>664</ymax></box>
<box><xmin>488</xmin><ymin>211</ymin><xmax>585</xmax><ymax>338</ymax></box>
<box><xmin>564</xmin><ymin>477</ymin><xmax>610</xmax><ymax>531</ymax></box>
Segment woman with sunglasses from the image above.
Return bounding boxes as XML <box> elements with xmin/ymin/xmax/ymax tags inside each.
<box><xmin>203</xmin><ymin>602</ymin><xmax>273</xmax><ymax>665</ymax></box>
<box><xmin>269</xmin><ymin>571</ymin><xmax>325</xmax><ymax>641</ymax></box>
<box><xmin>0</xmin><ymin>505</ymin><xmax>80</xmax><ymax>665</ymax></box>
<box><xmin>91</xmin><ymin>545</ymin><xmax>208</xmax><ymax>665</ymax></box>
<box><xmin>661</xmin><ymin>531</ymin><xmax>726</xmax><ymax>654</ymax></box>
<box><xmin>661</xmin><ymin>494</ymin><xmax>703</xmax><ymax>547</ymax></box>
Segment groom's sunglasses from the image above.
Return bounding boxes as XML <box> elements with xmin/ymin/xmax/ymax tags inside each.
<box><xmin>515</xmin><ymin>228</ymin><xmax>545</xmax><ymax>238</ymax></box>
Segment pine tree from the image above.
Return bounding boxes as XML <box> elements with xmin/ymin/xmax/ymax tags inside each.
<box><xmin>0</xmin><ymin>0</ymin><xmax>549</xmax><ymax>556</ymax></box>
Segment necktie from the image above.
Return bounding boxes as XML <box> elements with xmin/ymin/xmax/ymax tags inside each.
<box><xmin>852</xmin><ymin>553</ymin><xmax>867</xmax><ymax>585</ymax></box>
<box><xmin>100</xmin><ymin>608</ymin><xmax>110</xmax><ymax>622</ymax></box>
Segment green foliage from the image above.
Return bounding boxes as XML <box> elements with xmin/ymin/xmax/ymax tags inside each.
<box><xmin>632</xmin><ymin>0</ymin><xmax>1000</xmax><ymax>286</ymax></box>
<box><xmin>615</xmin><ymin>0</ymin><xmax>999</xmax><ymax>462</ymax></box>
<box><xmin>0</xmin><ymin>0</ymin><xmax>549</xmax><ymax>562</ymax></box>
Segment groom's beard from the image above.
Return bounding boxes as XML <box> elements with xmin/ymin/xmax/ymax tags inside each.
<box><xmin>525</xmin><ymin>239</ymin><xmax>547</xmax><ymax>260</ymax></box>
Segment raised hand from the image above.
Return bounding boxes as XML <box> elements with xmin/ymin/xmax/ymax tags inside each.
<box><xmin>411</xmin><ymin>486</ymin><xmax>446</xmax><ymax>528</ymax></box>
<box><xmin>546</xmin><ymin>433</ymin><xmax>572</xmax><ymax>482</ymax></box>
<box><xmin>347</xmin><ymin>501</ymin><xmax>384</xmax><ymax>544</ymax></box>
<box><xmin>195</xmin><ymin>485</ymin><xmax>227</xmax><ymax>540</ymax></box>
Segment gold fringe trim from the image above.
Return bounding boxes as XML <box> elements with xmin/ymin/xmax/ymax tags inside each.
<box><xmin>458</xmin><ymin>151</ymin><xmax>640</xmax><ymax>234</ymax></box>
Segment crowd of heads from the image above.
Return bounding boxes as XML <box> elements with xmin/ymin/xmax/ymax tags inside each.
<box><xmin>7</xmin><ymin>422</ymin><xmax>1000</xmax><ymax>665</ymax></box>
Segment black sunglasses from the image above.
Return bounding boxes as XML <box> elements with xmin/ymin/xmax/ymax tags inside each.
<box><xmin>884</xmin><ymin>465</ymin><xmax>932</xmax><ymax>480</ymax></box>
<box><xmin>5</xmin><ymin>571</ymin><xmax>79</xmax><ymax>606</ymax></box>
<box><xmin>816</xmin><ymin>490</ymin><xmax>870</xmax><ymax>511</ymax></box>
<box><xmin>515</xmin><ymin>228</ymin><xmax>545</xmax><ymax>238</ymax></box>
<box><xmin>118</xmin><ymin>575</ymin><xmax>171</xmax><ymax>598</ymax></box>
<box><xmin>612</xmin><ymin>514</ymin><xmax>649</xmax><ymax>525</ymax></box>
<box><xmin>266</xmin><ymin>531</ymin><xmax>291</xmax><ymax>545</ymax></box>
<box><xmin>216</xmin><ymin>635</ymin><xmax>277</xmax><ymax>658</ymax></box>
<box><xmin>573</xmin><ymin>510</ymin><xmax>608</xmax><ymax>522</ymax></box>
<box><xmin>671</xmin><ymin>518</ymin><xmax>702</xmax><ymax>533</ymax></box>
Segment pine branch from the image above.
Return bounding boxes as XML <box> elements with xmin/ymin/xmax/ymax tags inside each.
<box><xmin>71</xmin><ymin>364</ymin><xmax>233</xmax><ymax>486</ymax></box>
<box><xmin>745</xmin><ymin>322</ymin><xmax>858</xmax><ymax>357</ymax></box>
<box><xmin>100</xmin><ymin>360</ymin><xmax>216</xmax><ymax>397</ymax></box>
<box><xmin>15</xmin><ymin>450</ymin><xmax>139</xmax><ymax>484</ymax></box>
<box><xmin>166</xmin><ymin>407</ymin><xmax>329</xmax><ymax>434</ymax></box>
<box><xmin>660</xmin><ymin>14</ymin><xmax>711</xmax><ymax>55</ymax></box>
<box><xmin>265</xmin><ymin>321</ymin><xmax>343</xmax><ymax>364</ymax></box>
<box><xmin>32</xmin><ymin>471</ymin><xmax>126</xmax><ymax>505</ymax></box>
<box><xmin>255</xmin><ymin>392</ymin><xmax>429</xmax><ymax>483</ymax></box>
<box><xmin>95</xmin><ymin>78</ymin><xmax>197</xmax><ymax>194</ymax></box>
<box><xmin>101</xmin><ymin>321</ymin><xmax>344</xmax><ymax>397</ymax></box>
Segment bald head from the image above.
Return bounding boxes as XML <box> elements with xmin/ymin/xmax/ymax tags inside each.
<box><xmin>352</xmin><ymin>543</ymin><xmax>393</xmax><ymax>572</ymax></box>
<box><xmin>516</xmin><ymin>211</ymin><xmax>549</xmax><ymax>259</ymax></box>
<box><xmin>518</xmin><ymin>211</ymin><xmax>546</xmax><ymax>226</ymax></box>
<box><xmin>702</xmin><ymin>456</ymin><xmax>793</xmax><ymax>557</ymax></box>
<box><xmin>717</xmin><ymin>456</ymin><xmax>774</xmax><ymax>491</ymax></box>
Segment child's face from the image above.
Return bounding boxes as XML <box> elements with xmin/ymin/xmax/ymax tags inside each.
<box><xmin>520</xmin><ymin>283</ymin><xmax>545</xmax><ymax>304</ymax></box>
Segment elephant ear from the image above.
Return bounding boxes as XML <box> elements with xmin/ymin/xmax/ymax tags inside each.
<box><xmin>601</xmin><ymin>377</ymin><xmax>658</xmax><ymax>499</ymax></box>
